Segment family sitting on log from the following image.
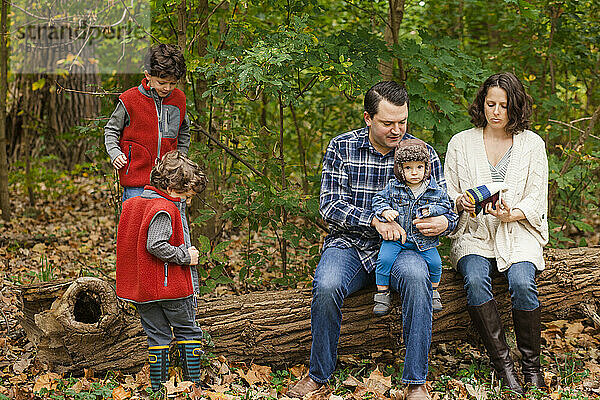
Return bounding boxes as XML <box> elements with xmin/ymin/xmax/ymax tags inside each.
<box><xmin>105</xmin><ymin>44</ymin><xmax>549</xmax><ymax>400</ymax></box>
<box><xmin>287</xmin><ymin>76</ymin><xmax>548</xmax><ymax>399</ymax></box>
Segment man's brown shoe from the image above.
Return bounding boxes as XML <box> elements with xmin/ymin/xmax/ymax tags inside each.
<box><xmin>286</xmin><ymin>376</ymin><xmax>323</xmax><ymax>398</ymax></box>
<box><xmin>405</xmin><ymin>384</ymin><xmax>431</xmax><ymax>400</ymax></box>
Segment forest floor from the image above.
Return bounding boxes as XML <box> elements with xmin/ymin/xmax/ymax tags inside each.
<box><xmin>1</xmin><ymin>174</ymin><xmax>599</xmax><ymax>400</ymax></box>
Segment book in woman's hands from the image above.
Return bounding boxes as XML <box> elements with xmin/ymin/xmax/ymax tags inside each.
<box><xmin>464</xmin><ymin>183</ymin><xmax>508</xmax><ymax>217</ymax></box>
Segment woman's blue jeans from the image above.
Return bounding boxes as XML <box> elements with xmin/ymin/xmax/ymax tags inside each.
<box><xmin>309</xmin><ymin>246</ymin><xmax>432</xmax><ymax>385</ymax></box>
<box><xmin>456</xmin><ymin>254</ymin><xmax>539</xmax><ymax>311</ymax></box>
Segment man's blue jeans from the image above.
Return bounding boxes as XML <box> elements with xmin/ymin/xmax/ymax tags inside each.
<box><xmin>309</xmin><ymin>246</ymin><xmax>432</xmax><ymax>384</ymax></box>
<box><xmin>457</xmin><ymin>254</ymin><xmax>539</xmax><ymax>311</ymax></box>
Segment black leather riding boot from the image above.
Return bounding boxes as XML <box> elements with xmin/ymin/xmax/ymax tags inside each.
<box><xmin>468</xmin><ymin>299</ymin><xmax>524</xmax><ymax>395</ymax></box>
<box><xmin>513</xmin><ymin>307</ymin><xmax>548</xmax><ymax>390</ymax></box>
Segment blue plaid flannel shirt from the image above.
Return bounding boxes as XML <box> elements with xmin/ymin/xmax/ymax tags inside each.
<box><xmin>319</xmin><ymin>127</ymin><xmax>457</xmax><ymax>273</ymax></box>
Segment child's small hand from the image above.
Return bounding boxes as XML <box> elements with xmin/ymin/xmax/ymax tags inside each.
<box><xmin>113</xmin><ymin>154</ymin><xmax>128</xmax><ymax>170</ymax></box>
<box><xmin>188</xmin><ymin>246</ymin><xmax>199</xmax><ymax>265</ymax></box>
<box><xmin>381</xmin><ymin>209</ymin><xmax>399</xmax><ymax>222</ymax></box>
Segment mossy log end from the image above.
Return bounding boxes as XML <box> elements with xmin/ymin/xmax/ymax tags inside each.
<box><xmin>17</xmin><ymin>247</ymin><xmax>600</xmax><ymax>374</ymax></box>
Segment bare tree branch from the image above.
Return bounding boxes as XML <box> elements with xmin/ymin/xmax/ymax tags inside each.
<box><xmin>342</xmin><ymin>0</ymin><xmax>391</xmax><ymax>31</ymax></box>
<box><xmin>557</xmin><ymin>105</ymin><xmax>600</xmax><ymax>176</ymax></box>
<box><xmin>548</xmin><ymin>119</ymin><xmax>585</xmax><ymax>134</ymax></box>
<box><xmin>186</xmin><ymin>0</ymin><xmax>228</xmax><ymax>52</ymax></box>
<box><xmin>55</xmin><ymin>81</ymin><xmax>121</xmax><ymax>96</ymax></box>
<box><xmin>296</xmin><ymin>75</ymin><xmax>317</xmax><ymax>99</ymax></box>
<box><xmin>162</xmin><ymin>3</ymin><xmax>179</xmax><ymax>39</ymax></box>
<box><xmin>191</xmin><ymin>124</ymin><xmax>264</xmax><ymax>178</ymax></box>
<box><xmin>117</xmin><ymin>0</ymin><xmax>160</xmax><ymax>43</ymax></box>
<box><xmin>191</xmin><ymin>123</ymin><xmax>330</xmax><ymax>233</ymax></box>
<box><xmin>10</xmin><ymin>1</ymin><xmax>128</xmax><ymax>28</ymax></box>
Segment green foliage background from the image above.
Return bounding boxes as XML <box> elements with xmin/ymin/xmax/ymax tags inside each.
<box><xmin>13</xmin><ymin>0</ymin><xmax>600</xmax><ymax>287</ymax></box>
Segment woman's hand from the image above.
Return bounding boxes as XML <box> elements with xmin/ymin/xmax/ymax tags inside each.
<box><xmin>485</xmin><ymin>198</ymin><xmax>524</xmax><ymax>222</ymax></box>
<box><xmin>456</xmin><ymin>194</ymin><xmax>476</xmax><ymax>214</ymax></box>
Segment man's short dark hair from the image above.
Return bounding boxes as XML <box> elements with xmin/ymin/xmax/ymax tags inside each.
<box><xmin>364</xmin><ymin>81</ymin><xmax>409</xmax><ymax>117</ymax></box>
<box><xmin>150</xmin><ymin>151</ymin><xmax>207</xmax><ymax>194</ymax></box>
<box><xmin>144</xmin><ymin>44</ymin><xmax>187</xmax><ymax>80</ymax></box>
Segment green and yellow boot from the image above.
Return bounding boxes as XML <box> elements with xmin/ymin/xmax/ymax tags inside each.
<box><xmin>177</xmin><ymin>340</ymin><xmax>203</xmax><ymax>384</ymax></box>
<box><xmin>148</xmin><ymin>345</ymin><xmax>170</xmax><ymax>392</ymax></box>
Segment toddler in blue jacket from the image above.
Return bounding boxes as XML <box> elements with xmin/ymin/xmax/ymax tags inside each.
<box><xmin>372</xmin><ymin>139</ymin><xmax>457</xmax><ymax>316</ymax></box>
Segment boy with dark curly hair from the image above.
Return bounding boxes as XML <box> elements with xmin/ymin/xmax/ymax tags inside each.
<box><xmin>105</xmin><ymin>44</ymin><xmax>190</xmax><ymax>202</ymax></box>
<box><xmin>116</xmin><ymin>150</ymin><xmax>207</xmax><ymax>392</ymax></box>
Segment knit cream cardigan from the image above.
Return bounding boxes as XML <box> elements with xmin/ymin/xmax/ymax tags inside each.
<box><xmin>444</xmin><ymin>128</ymin><xmax>549</xmax><ymax>272</ymax></box>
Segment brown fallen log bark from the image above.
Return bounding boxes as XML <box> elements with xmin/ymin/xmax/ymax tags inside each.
<box><xmin>17</xmin><ymin>247</ymin><xmax>600</xmax><ymax>375</ymax></box>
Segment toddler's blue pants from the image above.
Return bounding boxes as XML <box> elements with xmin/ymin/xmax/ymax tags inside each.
<box><xmin>377</xmin><ymin>241</ymin><xmax>441</xmax><ymax>286</ymax></box>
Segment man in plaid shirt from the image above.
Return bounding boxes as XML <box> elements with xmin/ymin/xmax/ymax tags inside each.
<box><xmin>288</xmin><ymin>82</ymin><xmax>457</xmax><ymax>400</ymax></box>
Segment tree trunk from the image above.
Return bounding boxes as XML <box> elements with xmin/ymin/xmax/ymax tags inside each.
<box><xmin>0</xmin><ymin>0</ymin><xmax>10</xmax><ymax>220</ymax></box>
<box><xmin>18</xmin><ymin>278</ymin><xmax>147</xmax><ymax>375</ymax></box>
<box><xmin>379</xmin><ymin>0</ymin><xmax>405</xmax><ymax>81</ymax></box>
<box><xmin>278</xmin><ymin>93</ymin><xmax>288</xmax><ymax>276</ymax></box>
<box><xmin>192</xmin><ymin>0</ymin><xmax>208</xmax><ymax>116</ymax></box>
<box><xmin>17</xmin><ymin>247</ymin><xmax>600</xmax><ymax>375</ymax></box>
<box><xmin>177</xmin><ymin>0</ymin><xmax>188</xmax><ymax>58</ymax></box>
<box><xmin>188</xmin><ymin>0</ymin><xmax>225</xmax><ymax>246</ymax></box>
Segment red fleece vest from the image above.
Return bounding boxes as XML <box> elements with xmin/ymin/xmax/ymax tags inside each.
<box><xmin>116</xmin><ymin>188</ymin><xmax>193</xmax><ymax>303</ymax></box>
<box><xmin>118</xmin><ymin>79</ymin><xmax>186</xmax><ymax>187</ymax></box>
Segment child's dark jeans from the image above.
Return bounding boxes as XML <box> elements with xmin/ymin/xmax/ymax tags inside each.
<box><xmin>136</xmin><ymin>296</ymin><xmax>203</xmax><ymax>346</ymax></box>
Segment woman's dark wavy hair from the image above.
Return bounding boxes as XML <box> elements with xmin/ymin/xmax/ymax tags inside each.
<box><xmin>151</xmin><ymin>151</ymin><xmax>207</xmax><ymax>194</ymax></box>
<box><xmin>144</xmin><ymin>44</ymin><xmax>187</xmax><ymax>80</ymax></box>
<box><xmin>468</xmin><ymin>72</ymin><xmax>533</xmax><ymax>135</ymax></box>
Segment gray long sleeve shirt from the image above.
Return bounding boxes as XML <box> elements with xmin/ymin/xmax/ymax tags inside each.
<box><xmin>147</xmin><ymin>212</ymin><xmax>191</xmax><ymax>265</ymax></box>
<box><xmin>142</xmin><ymin>188</ymin><xmax>199</xmax><ymax>294</ymax></box>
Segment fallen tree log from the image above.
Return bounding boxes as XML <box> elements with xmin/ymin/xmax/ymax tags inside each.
<box><xmin>17</xmin><ymin>247</ymin><xmax>600</xmax><ymax>375</ymax></box>
<box><xmin>17</xmin><ymin>278</ymin><xmax>147</xmax><ymax>374</ymax></box>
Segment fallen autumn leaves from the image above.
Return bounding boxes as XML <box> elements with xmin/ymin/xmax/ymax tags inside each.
<box><xmin>1</xmin><ymin>176</ymin><xmax>600</xmax><ymax>399</ymax></box>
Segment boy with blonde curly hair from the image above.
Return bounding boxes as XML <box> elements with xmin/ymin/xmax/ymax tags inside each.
<box><xmin>116</xmin><ymin>150</ymin><xmax>206</xmax><ymax>392</ymax></box>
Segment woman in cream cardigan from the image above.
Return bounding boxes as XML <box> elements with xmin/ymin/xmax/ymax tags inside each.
<box><xmin>444</xmin><ymin>72</ymin><xmax>548</xmax><ymax>395</ymax></box>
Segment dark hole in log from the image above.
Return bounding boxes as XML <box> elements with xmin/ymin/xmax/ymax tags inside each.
<box><xmin>73</xmin><ymin>291</ymin><xmax>102</xmax><ymax>324</ymax></box>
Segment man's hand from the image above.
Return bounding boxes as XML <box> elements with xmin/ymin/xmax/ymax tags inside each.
<box><xmin>381</xmin><ymin>209</ymin><xmax>399</xmax><ymax>222</ymax></box>
<box><xmin>413</xmin><ymin>215</ymin><xmax>448</xmax><ymax>237</ymax></box>
<box><xmin>372</xmin><ymin>217</ymin><xmax>406</xmax><ymax>243</ymax></box>
<box><xmin>188</xmin><ymin>246</ymin><xmax>199</xmax><ymax>265</ymax></box>
<box><xmin>112</xmin><ymin>154</ymin><xmax>128</xmax><ymax>170</ymax></box>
